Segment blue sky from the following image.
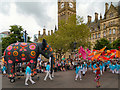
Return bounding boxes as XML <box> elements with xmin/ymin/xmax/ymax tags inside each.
<box><xmin>0</xmin><ymin>0</ymin><xmax>119</xmax><ymax>41</ymax></box>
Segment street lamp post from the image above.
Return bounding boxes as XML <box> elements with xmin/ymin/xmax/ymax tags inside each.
<box><xmin>23</xmin><ymin>30</ymin><xmax>28</xmax><ymax>43</ymax></box>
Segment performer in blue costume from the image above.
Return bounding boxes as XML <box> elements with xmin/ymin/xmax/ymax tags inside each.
<box><xmin>25</xmin><ymin>63</ymin><xmax>35</xmax><ymax>86</ymax></box>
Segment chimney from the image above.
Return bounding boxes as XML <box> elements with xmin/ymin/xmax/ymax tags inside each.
<box><xmin>51</xmin><ymin>30</ymin><xmax>53</xmax><ymax>35</ymax></box>
<box><xmin>43</xmin><ymin>28</ymin><xmax>46</xmax><ymax>35</ymax></box>
<box><xmin>100</xmin><ymin>13</ymin><xmax>102</xmax><ymax>20</ymax></box>
<box><xmin>38</xmin><ymin>31</ymin><xmax>40</xmax><ymax>36</ymax></box>
<box><xmin>87</xmin><ymin>15</ymin><xmax>92</xmax><ymax>23</ymax></box>
<box><xmin>95</xmin><ymin>12</ymin><xmax>98</xmax><ymax>22</ymax></box>
<box><xmin>48</xmin><ymin>31</ymin><xmax>50</xmax><ymax>35</ymax></box>
<box><xmin>105</xmin><ymin>3</ymin><xmax>109</xmax><ymax>13</ymax></box>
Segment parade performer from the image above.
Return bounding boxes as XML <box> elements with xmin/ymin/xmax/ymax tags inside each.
<box><xmin>99</xmin><ymin>63</ymin><xmax>103</xmax><ymax>75</ymax></box>
<box><xmin>93</xmin><ymin>63</ymin><xmax>97</xmax><ymax>74</ymax></box>
<box><xmin>102</xmin><ymin>62</ymin><xmax>105</xmax><ymax>72</ymax></box>
<box><xmin>116</xmin><ymin>62</ymin><xmax>120</xmax><ymax>74</ymax></box>
<box><xmin>2</xmin><ymin>65</ymin><xmax>7</xmax><ymax>77</ymax></box>
<box><xmin>44</xmin><ymin>62</ymin><xmax>52</xmax><ymax>81</ymax></box>
<box><xmin>111</xmin><ymin>63</ymin><xmax>116</xmax><ymax>74</ymax></box>
<box><xmin>82</xmin><ymin>62</ymin><xmax>86</xmax><ymax>76</ymax></box>
<box><xmin>75</xmin><ymin>64</ymin><xmax>82</xmax><ymax>80</ymax></box>
<box><xmin>92</xmin><ymin>63</ymin><xmax>101</xmax><ymax>88</ymax></box>
<box><xmin>25</xmin><ymin>63</ymin><xmax>35</xmax><ymax>86</ymax></box>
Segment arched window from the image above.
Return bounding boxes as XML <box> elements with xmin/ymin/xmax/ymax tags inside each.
<box><xmin>99</xmin><ymin>33</ymin><xmax>100</xmax><ymax>38</ymax></box>
<box><xmin>96</xmin><ymin>33</ymin><xmax>97</xmax><ymax>39</ymax></box>
<box><xmin>104</xmin><ymin>24</ymin><xmax>106</xmax><ymax>29</ymax></box>
<box><xmin>113</xmin><ymin>28</ymin><xmax>116</xmax><ymax>34</ymax></box>
<box><xmin>109</xmin><ymin>29</ymin><xmax>111</xmax><ymax>35</ymax></box>
<box><xmin>104</xmin><ymin>31</ymin><xmax>106</xmax><ymax>36</ymax></box>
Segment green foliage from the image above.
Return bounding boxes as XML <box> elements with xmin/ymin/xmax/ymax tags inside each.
<box><xmin>2</xmin><ymin>25</ymin><xmax>31</xmax><ymax>54</ymax></box>
<box><xmin>41</xmin><ymin>15</ymin><xmax>90</xmax><ymax>59</ymax></box>
<box><xmin>112</xmin><ymin>39</ymin><xmax>120</xmax><ymax>49</ymax></box>
<box><xmin>93</xmin><ymin>38</ymin><xmax>111</xmax><ymax>50</ymax></box>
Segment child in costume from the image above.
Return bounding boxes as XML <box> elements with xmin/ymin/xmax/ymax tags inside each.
<box><xmin>82</xmin><ymin>62</ymin><xmax>86</xmax><ymax>76</ymax></box>
<box><xmin>2</xmin><ymin>65</ymin><xmax>7</xmax><ymax>77</ymax></box>
<box><xmin>92</xmin><ymin>63</ymin><xmax>101</xmax><ymax>88</ymax></box>
<box><xmin>93</xmin><ymin>63</ymin><xmax>97</xmax><ymax>74</ymax></box>
<box><xmin>99</xmin><ymin>63</ymin><xmax>103</xmax><ymax>75</ymax></box>
<box><xmin>75</xmin><ymin>64</ymin><xmax>82</xmax><ymax>80</ymax></box>
<box><xmin>102</xmin><ymin>62</ymin><xmax>105</xmax><ymax>72</ymax></box>
<box><xmin>44</xmin><ymin>62</ymin><xmax>52</xmax><ymax>81</ymax></box>
<box><xmin>116</xmin><ymin>62</ymin><xmax>120</xmax><ymax>74</ymax></box>
<box><xmin>111</xmin><ymin>63</ymin><xmax>116</xmax><ymax>74</ymax></box>
<box><xmin>25</xmin><ymin>63</ymin><xmax>35</xmax><ymax>86</ymax></box>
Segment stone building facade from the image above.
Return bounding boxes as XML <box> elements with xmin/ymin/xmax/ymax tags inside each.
<box><xmin>87</xmin><ymin>2</ymin><xmax>120</xmax><ymax>49</ymax></box>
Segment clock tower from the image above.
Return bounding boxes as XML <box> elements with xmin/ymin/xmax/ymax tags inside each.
<box><xmin>58</xmin><ymin>0</ymin><xmax>76</xmax><ymax>26</ymax></box>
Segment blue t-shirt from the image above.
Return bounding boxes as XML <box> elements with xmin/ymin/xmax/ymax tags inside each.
<box><xmin>111</xmin><ymin>65</ymin><xmax>115</xmax><ymax>70</ymax></box>
<box><xmin>102</xmin><ymin>62</ymin><xmax>105</xmax><ymax>67</ymax></box>
<box><xmin>75</xmin><ymin>66</ymin><xmax>80</xmax><ymax>74</ymax></box>
<box><xmin>109</xmin><ymin>64</ymin><xmax>112</xmax><ymax>69</ymax></box>
<box><xmin>99</xmin><ymin>65</ymin><xmax>103</xmax><ymax>71</ymax></box>
<box><xmin>117</xmin><ymin>65</ymin><xmax>120</xmax><ymax>71</ymax></box>
<box><xmin>107</xmin><ymin>61</ymin><xmax>111</xmax><ymax>65</ymax></box>
<box><xmin>46</xmin><ymin>65</ymin><xmax>50</xmax><ymax>71</ymax></box>
<box><xmin>25</xmin><ymin>66</ymin><xmax>31</xmax><ymax>75</ymax></box>
<box><xmin>2</xmin><ymin>66</ymin><xmax>6</xmax><ymax>71</ymax></box>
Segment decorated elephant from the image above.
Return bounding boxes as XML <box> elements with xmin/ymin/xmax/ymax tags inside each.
<box><xmin>4</xmin><ymin>39</ymin><xmax>55</xmax><ymax>82</ymax></box>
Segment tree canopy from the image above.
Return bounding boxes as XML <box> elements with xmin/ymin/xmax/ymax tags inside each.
<box><xmin>2</xmin><ymin>25</ymin><xmax>32</xmax><ymax>54</ymax></box>
<box><xmin>40</xmin><ymin>15</ymin><xmax>90</xmax><ymax>58</ymax></box>
<box><xmin>93</xmin><ymin>38</ymin><xmax>111</xmax><ymax>50</ymax></box>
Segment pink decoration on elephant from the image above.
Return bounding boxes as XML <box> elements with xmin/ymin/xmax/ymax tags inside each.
<box><xmin>29</xmin><ymin>45</ymin><xmax>36</xmax><ymax>50</ymax></box>
<box><xmin>7</xmin><ymin>46</ymin><xmax>12</xmax><ymax>51</ymax></box>
<box><xmin>8</xmin><ymin>60</ymin><xmax>13</xmax><ymax>64</ymax></box>
<box><xmin>30</xmin><ymin>60</ymin><xmax>34</xmax><ymax>63</ymax></box>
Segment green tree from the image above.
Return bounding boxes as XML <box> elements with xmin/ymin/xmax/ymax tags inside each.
<box><xmin>2</xmin><ymin>25</ymin><xmax>32</xmax><ymax>54</ymax></box>
<box><xmin>41</xmin><ymin>15</ymin><xmax>90</xmax><ymax>59</ymax></box>
<box><xmin>112</xmin><ymin>39</ymin><xmax>120</xmax><ymax>49</ymax></box>
<box><xmin>94</xmin><ymin>38</ymin><xmax>111</xmax><ymax>50</ymax></box>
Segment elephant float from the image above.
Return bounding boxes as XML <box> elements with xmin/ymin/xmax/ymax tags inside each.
<box><xmin>4</xmin><ymin>39</ymin><xmax>55</xmax><ymax>83</ymax></box>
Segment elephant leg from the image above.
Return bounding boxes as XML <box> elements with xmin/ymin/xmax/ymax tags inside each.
<box><xmin>7</xmin><ymin>61</ymin><xmax>15</xmax><ymax>79</ymax></box>
<box><xmin>30</xmin><ymin>60</ymin><xmax>35</xmax><ymax>77</ymax></box>
<box><xmin>33</xmin><ymin>61</ymin><xmax>37</xmax><ymax>75</ymax></box>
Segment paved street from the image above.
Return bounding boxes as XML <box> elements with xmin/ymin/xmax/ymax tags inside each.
<box><xmin>2</xmin><ymin>70</ymin><xmax>119</xmax><ymax>88</ymax></box>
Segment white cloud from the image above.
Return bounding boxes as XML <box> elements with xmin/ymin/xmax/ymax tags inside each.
<box><xmin>0</xmin><ymin>0</ymin><xmax>119</xmax><ymax>42</ymax></box>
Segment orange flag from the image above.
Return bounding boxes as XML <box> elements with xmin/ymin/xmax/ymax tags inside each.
<box><xmin>99</xmin><ymin>46</ymin><xmax>106</xmax><ymax>53</ymax></box>
<box><xmin>116</xmin><ymin>50</ymin><xmax>120</xmax><ymax>58</ymax></box>
<box><xmin>88</xmin><ymin>52</ymin><xmax>94</xmax><ymax>56</ymax></box>
<box><xmin>94</xmin><ymin>53</ymin><xmax>101</xmax><ymax>59</ymax></box>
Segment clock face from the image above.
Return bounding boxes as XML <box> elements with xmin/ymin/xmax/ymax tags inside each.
<box><xmin>69</xmin><ymin>3</ymin><xmax>73</xmax><ymax>8</ymax></box>
<box><xmin>61</xmin><ymin>3</ymin><xmax>64</xmax><ymax>8</ymax></box>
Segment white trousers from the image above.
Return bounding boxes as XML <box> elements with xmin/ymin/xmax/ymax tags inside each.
<box><xmin>82</xmin><ymin>67</ymin><xmax>86</xmax><ymax>74</ymax></box>
<box><xmin>3</xmin><ymin>70</ymin><xmax>6</xmax><ymax>74</ymax></box>
<box><xmin>103</xmin><ymin>67</ymin><xmax>105</xmax><ymax>72</ymax></box>
<box><xmin>75</xmin><ymin>71</ymin><xmax>82</xmax><ymax>79</ymax></box>
<box><xmin>100</xmin><ymin>70</ymin><xmax>102</xmax><ymax>75</ymax></box>
<box><xmin>25</xmin><ymin>73</ymin><xmax>35</xmax><ymax>84</ymax></box>
<box><xmin>44</xmin><ymin>71</ymin><xmax>52</xmax><ymax>80</ymax></box>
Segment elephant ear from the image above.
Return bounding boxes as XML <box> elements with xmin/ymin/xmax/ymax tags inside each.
<box><xmin>42</xmin><ymin>39</ymin><xmax>47</xmax><ymax>48</ymax></box>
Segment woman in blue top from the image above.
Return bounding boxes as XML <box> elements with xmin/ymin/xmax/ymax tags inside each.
<box><xmin>75</xmin><ymin>64</ymin><xmax>82</xmax><ymax>80</ymax></box>
<box><xmin>2</xmin><ymin>65</ymin><xmax>7</xmax><ymax>77</ymax></box>
<box><xmin>25</xmin><ymin>63</ymin><xmax>35</xmax><ymax>86</ymax></box>
<box><xmin>116</xmin><ymin>63</ymin><xmax>120</xmax><ymax>74</ymax></box>
<box><xmin>111</xmin><ymin>63</ymin><xmax>116</xmax><ymax>74</ymax></box>
<box><xmin>99</xmin><ymin>63</ymin><xmax>103</xmax><ymax>75</ymax></box>
<box><xmin>44</xmin><ymin>62</ymin><xmax>52</xmax><ymax>81</ymax></box>
<box><xmin>93</xmin><ymin>63</ymin><xmax>97</xmax><ymax>74</ymax></box>
<box><xmin>102</xmin><ymin>62</ymin><xmax>105</xmax><ymax>72</ymax></box>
